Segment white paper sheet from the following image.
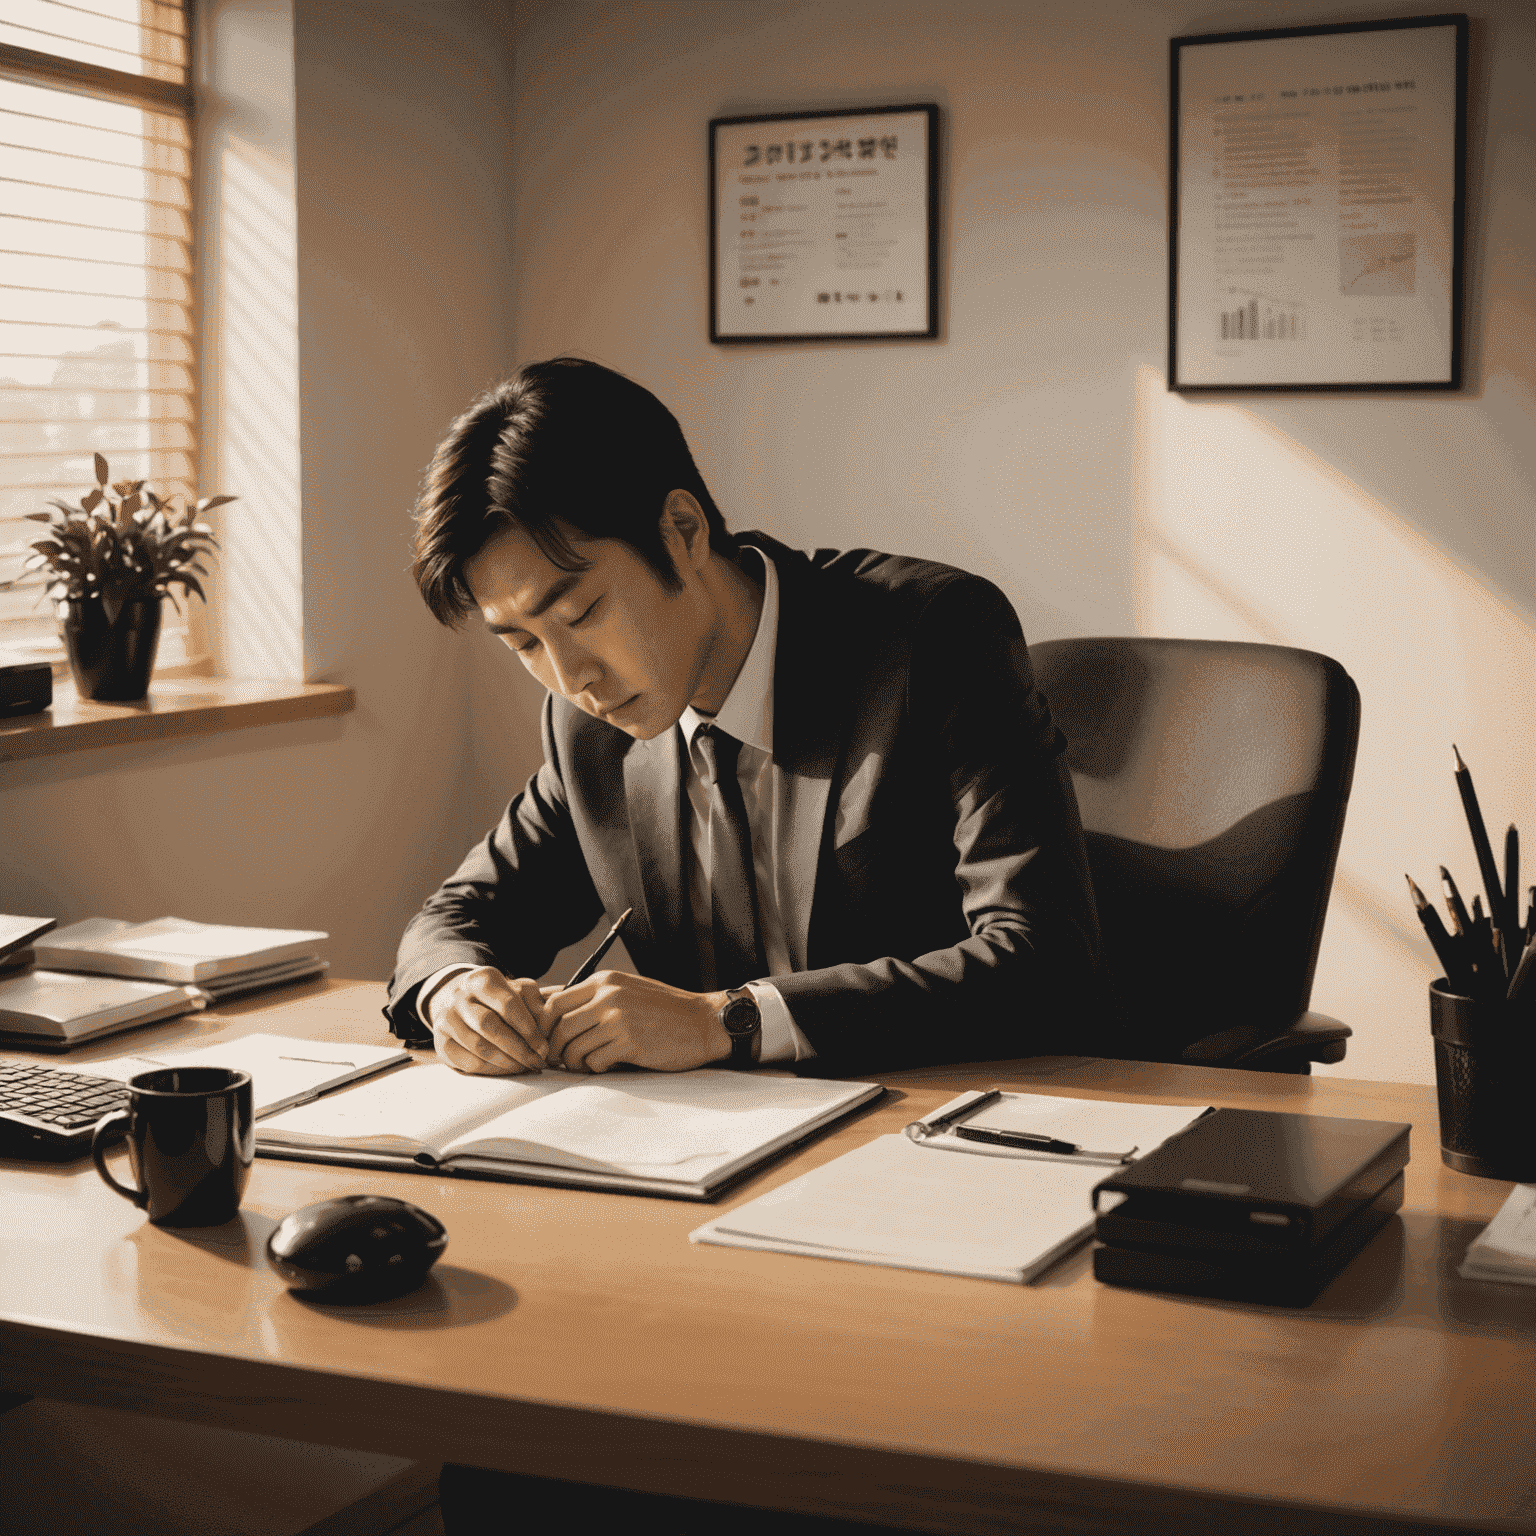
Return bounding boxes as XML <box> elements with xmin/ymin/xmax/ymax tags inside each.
<box><xmin>693</xmin><ymin>1134</ymin><xmax>1109</xmax><ymax>1283</ymax></box>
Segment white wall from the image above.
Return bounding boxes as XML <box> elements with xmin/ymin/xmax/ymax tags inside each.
<box><xmin>478</xmin><ymin>0</ymin><xmax>1536</xmax><ymax>1083</ymax></box>
<box><xmin>1</xmin><ymin>0</ymin><xmax>517</xmax><ymax>984</ymax></box>
<box><xmin>4</xmin><ymin>0</ymin><xmax>1529</xmax><ymax>1083</ymax></box>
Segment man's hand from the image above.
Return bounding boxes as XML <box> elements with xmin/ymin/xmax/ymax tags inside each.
<box><xmin>426</xmin><ymin>967</ymin><xmax>550</xmax><ymax>1075</ymax></box>
<box><xmin>544</xmin><ymin>972</ymin><xmax>733</xmax><ymax>1073</ymax></box>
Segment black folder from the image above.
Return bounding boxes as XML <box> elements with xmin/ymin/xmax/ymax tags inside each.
<box><xmin>1090</xmin><ymin>1108</ymin><xmax>1410</xmax><ymax>1304</ymax></box>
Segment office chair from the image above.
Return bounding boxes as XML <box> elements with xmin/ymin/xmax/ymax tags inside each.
<box><xmin>1029</xmin><ymin>637</ymin><xmax>1360</xmax><ymax>1074</ymax></box>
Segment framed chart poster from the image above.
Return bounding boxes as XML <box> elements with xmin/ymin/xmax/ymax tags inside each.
<box><xmin>1170</xmin><ymin>15</ymin><xmax>1467</xmax><ymax>391</ymax></box>
<box><xmin>709</xmin><ymin>104</ymin><xmax>939</xmax><ymax>343</ymax></box>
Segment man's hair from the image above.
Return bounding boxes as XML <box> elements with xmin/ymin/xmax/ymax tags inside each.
<box><xmin>411</xmin><ymin>357</ymin><xmax>736</xmax><ymax>626</ymax></box>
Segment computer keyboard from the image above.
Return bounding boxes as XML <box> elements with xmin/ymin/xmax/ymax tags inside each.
<box><xmin>0</xmin><ymin>1060</ymin><xmax>129</xmax><ymax>1161</ymax></box>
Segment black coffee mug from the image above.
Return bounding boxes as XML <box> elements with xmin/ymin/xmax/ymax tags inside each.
<box><xmin>92</xmin><ymin>1066</ymin><xmax>254</xmax><ymax>1227</ymax></box>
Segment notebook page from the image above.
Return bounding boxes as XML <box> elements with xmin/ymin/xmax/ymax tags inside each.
<box><xmin>258</xmin><ymin>1063</ymin><xmax>578</xmax><ymax>1156</ymax></box>
<box><xmin>443</xmin><ymin>1069</ymin><xmax>866</xmax><ymax>1177</ymax></box>
<box><xmin>696</xmin><ymin>1133</ymin><xmax>1106</xmax><ymax>1281</ymax></box>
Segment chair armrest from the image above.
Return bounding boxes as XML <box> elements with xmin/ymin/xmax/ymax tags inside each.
<box><xmin>1180</xmin><ymin>1012</ymin><xmax>1352</xmax><ymax>1073</ymax></box>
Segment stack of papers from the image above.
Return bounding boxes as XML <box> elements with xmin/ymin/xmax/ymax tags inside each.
<box><xmin>89</xmin><ymin>1032</ymin><xmax>412</xmax><ymax>1119</ymax></box>
<box><xmin>1460</xmin><ymin>1184</ymin><xmax>1536</xmax><ymax>1285</ymax></box>
<box><xmin>691</xmin><ymin>1093</ymin><xmax>1211</xmax><ymax>1283</ymax></box>
<box><xmin>34</xmin><ymin>916</ymin><xmax>329</xmax><ymax>1000</ymax></box>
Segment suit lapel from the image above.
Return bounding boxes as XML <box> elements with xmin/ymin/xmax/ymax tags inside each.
<box><xmin>621</xmin><ymin>723</ymin><xmax>695</xmax><ymax>985</ymax></box>
<box><xmin>759</xmin><ymin>540</ymin><xmax>846</xmax><ymax>973</ymax></box>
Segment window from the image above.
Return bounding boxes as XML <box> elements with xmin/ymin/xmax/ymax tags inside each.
<box><xmin>0</xmin><ymin>1</ymin><xmax>200</xmax><ymax>675</ymax></box>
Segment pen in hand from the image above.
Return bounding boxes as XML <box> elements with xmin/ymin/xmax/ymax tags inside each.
<box><xmin>560</xmin><ymin>907</ymin><xmax>633</xmax><ymax>992</ymax></box>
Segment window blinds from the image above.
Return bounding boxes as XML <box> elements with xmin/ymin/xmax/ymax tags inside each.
<box><xmin>0</xmin><ymin>0</ymin><xmax>196</xmax><ymax>671</ymax></box>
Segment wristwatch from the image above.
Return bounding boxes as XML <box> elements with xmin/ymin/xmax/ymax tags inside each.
<box><xmin>718</xmin><ymin>986</ymin><xmax>761</xmax><ymax>1069</ymax></box>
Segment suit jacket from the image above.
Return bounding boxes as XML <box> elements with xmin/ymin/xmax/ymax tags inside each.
<box><xmin>386</xmin><ymin>533</ymin><xmax>1104</xmax><ymax>1073</ymax></box>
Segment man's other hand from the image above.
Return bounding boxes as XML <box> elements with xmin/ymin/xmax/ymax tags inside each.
<box><xmin>544</xmin><ymin>972</ymin><xmax>732</xmax><ymax>1073</ymax></box>
<box><xmin>427</xmin><ymin>967</ymin><xmax>550</xmax><ymax>1075</ymax></box>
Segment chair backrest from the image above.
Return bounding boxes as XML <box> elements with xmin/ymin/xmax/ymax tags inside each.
<box><xmin>1028</xmin><ymin>637</ymin><xmax>1361</xmax><ymax>1062</ymax></box>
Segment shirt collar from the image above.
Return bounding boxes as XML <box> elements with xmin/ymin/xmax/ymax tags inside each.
<box><xmin>680</xmin><ymin>544</ymin><xmax>777</xmax><ymax>757</ymax></box>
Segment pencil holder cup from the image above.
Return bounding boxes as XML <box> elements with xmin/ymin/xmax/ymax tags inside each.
<box><xmin>1430</xmin><ymin>981</ymin><xmax>1536</xmax><ymax>1181</ymax></box>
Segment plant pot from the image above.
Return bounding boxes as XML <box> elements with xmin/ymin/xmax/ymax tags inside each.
<box><xmin>62</xmin><ymin>598</ymin><xmax>162</xmax><ymax>701</ymax></box>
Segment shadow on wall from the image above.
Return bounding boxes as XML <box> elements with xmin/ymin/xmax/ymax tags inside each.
<box><xmin>1131</xmin><ymin>364</ymin><xmax>1536</xmax><ymax>1085</ymax></box>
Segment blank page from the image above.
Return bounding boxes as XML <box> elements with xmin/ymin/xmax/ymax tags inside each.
<box><xmin>696</xmin><ymin>1133</ymin><xmax>1107</xmax><ymax>1282</ymax></box>
<box><xmin>258</xmin><ymin>1063</ymin><xmax>577</xmax><ymax>1156</ymax></box>
<box><xmin>445</xmin><ymin>1069</ymin><xmax>870</xmax><ymax>1177</ymax></box>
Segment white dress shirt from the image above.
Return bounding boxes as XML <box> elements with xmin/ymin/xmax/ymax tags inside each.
<box><xmin>420</xmin><ymin>545</ymin><xmax>815</xmax><ymax>1064</ymax></box>
<box><xmin>678</xmin><ymin>547</ymin><xmax>814</xmax><ymax>1063</ymax></box>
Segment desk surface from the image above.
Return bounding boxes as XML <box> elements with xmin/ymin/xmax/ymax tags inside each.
<box><xmin>3</xmin><ymin>980</ymin><xmax>1534</xmax><ymax>1536</ymax></box>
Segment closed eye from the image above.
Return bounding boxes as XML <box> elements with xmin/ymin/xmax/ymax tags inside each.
<box><xmin>571</xmin><ymin>597</ymin><xmax>602</xmax><ymax>627</ymax></box>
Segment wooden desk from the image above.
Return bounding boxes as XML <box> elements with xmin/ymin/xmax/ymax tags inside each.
<box><xmin>3</xmin><ymin>980</ymin><xmax>1534</xmax><ymax>1536</ymax></box>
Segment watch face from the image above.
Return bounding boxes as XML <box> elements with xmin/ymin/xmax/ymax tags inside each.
<box><xmin>721</xmin><ymin>994</ymin><xmax>761</xmax><ymax>1036</ymax></box>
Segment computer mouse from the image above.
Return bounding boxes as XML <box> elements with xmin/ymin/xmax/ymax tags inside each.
<box><xmin>266</xmin><ymin>1194</ymin><xmax>447</xmax><ymax>1302</ymax></box>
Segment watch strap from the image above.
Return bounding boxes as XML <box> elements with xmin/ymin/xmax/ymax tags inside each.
<box><xmin>720</xmin><ymin>986</ymin><xmax>761</xmax><ymax>1069</ymax></box>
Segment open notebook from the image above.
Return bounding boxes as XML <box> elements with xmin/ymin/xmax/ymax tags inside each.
<box><xmin>257</xmin><ymin>1063</ymin><xmax>883</xmax><ymax>1200</ymax></box>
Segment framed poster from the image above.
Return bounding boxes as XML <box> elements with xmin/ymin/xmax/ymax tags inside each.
<box><xmin>709</xmin><ymin>104</ymin><xmax>939</xmax><ymax>343</ymax></box>
<box><xmin>1170</xmin><ymin>15</ymin><xmax>1467</xmax><ymax>391</ymax></box>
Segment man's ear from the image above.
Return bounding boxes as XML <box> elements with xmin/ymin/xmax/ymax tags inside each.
<box><xmin>660</xmin><ymin>490</ymin><xmax>711</xmax><ymax>571</ymax></box>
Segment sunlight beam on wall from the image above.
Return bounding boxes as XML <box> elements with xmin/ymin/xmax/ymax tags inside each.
<box><xmin>209</xmin><ymin>140</ymin><xmax>302</xmax><ymax>679</ymax></box>
<box><xmin>1133</xmin><ymin>364</ymin><xmax>1536</xmax><ymax>1084</ymax></box>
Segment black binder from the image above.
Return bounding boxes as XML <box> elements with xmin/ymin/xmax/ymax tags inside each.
<box><xmin>1090</xmin><ymin>1108</ymin><xmax>1410</xmax><ymax>1304</ymax></box>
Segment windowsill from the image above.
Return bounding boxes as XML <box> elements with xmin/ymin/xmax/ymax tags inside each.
<box><xmin>0</xmin><ymin>676</ymin><xmax>356</xmax><ymax>762</ymax></box>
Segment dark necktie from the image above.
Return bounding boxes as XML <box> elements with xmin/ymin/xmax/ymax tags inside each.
<box><xmin>695</xmin><ymin>724</ymin><xmax>767</xmax><ymax>990</ymax></box>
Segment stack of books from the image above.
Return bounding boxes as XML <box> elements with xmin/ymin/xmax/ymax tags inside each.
<box><xmin>0</xmin><ymin>914</ymin><xmax>329</xmax><ymax>1050</ymax></box>
<box><xmin>34</xmin><ymin>916</ymin><xmax>329</xmax><ymax>1001</ymax></box>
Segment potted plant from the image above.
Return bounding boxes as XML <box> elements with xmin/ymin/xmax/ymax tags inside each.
<box><xmin>19</xmin><ymin>454</ymin><xmax>235</xmax><ymax>701</ymax></box>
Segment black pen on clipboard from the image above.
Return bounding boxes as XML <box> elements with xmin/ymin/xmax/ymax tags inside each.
<box><xmin>904</xmin><ymin>1090</ymin><xmax>1137</xmax><ymax>1162</ymax></box>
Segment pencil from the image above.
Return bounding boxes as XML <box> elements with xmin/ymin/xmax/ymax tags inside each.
<box><xmin>1407</xmin><ymin>874</ymin><xmax>1470</xmax><ymax>992</ymax></box>
<box><xmin>1453</xmin><ymin>746</ymin><xmax>1514</xmax><ymax>960</ymax></box>
<box><xmin>1510</xmin><ymin>936</ymin><xmax>1536</xmax><ymax>1008</ymax></box>
<box><xmin>560</xmin><ymin>907</ymin><xmax>633</xmax><ymax>991</ymax></box>
<box><xmin>1469</xmin><ymin>895</ymin><xmax>1501</xmax><ymax>981</ymax></box>
<box><xmin>1440</xmin><ymin>866</ymin><xmax>1471</xmax><ymax>937</ymax></box>
<box><xmin>1505</xmin><ymin>825</ymin><xmax>1520</xmax><ymax>959</ymax></box>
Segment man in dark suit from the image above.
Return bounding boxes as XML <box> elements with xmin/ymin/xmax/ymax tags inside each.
<box><xmin>387</xmin><ymin>358</ymin><xmax>1102</xmax><ymax>1077</ymax></box>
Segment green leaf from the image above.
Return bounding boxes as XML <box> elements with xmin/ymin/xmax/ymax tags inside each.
<box><xmin>194</xmin><ymin>494</ymin><xmax>239</xmax><ymax>513</ymax></box>
<box><xmin>172</xmin><ymin>572</ymin><xmax>207</xmax><ymax>602</ymax></box>
<box><xmin>94</xmin><ymin>452</ymin><xmax>109</xmax><ymax>486</ymax></box>
<box><xmin>82</xmin><ymin>486</ymin><xmax>104</xmax><ymax>513</ymax></box>
<box><xmin>25</xmin><ymin>511</ymin><xmax>59</xmax><ymax>524</ymax></box>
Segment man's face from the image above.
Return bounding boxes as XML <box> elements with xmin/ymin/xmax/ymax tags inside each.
<box><xmin>465</xmin><ymin>517</ymin><xmax>712</xmax><ymax>740</ymax></box>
